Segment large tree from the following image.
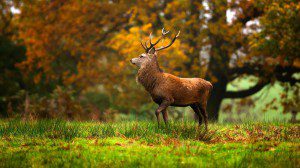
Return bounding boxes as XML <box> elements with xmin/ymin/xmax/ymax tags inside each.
<box><xmin>112</xmin><ymin>0</ymin><xmax>300</xmax><ymax>120</ymax></box>
<box><xmin>203</xmin><ymin>0</ymin><xmax>300</xmax><ymax>120</ymax></box>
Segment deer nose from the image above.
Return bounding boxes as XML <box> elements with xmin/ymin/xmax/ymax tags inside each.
<box><xmin>130</xmin><ymin>59</ymin><xmax>133</xmax><ymax>63</ymax></box>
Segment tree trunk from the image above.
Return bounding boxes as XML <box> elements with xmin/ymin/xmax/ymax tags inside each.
<box><xmin>206</xmin><ymin>81</ymin><xmax>227</xmax><ymax>121</ymax></box>
<box><xmin>205</xmin><ymin>1</ymin><xmax>229</xmax><ymax>121</ymax></box>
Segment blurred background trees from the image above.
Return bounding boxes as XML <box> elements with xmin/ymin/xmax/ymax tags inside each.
<box><xmin>0</xmin><ymin>0</ymin><xmax>26</xmax><ymax>117</ymax></box>
<box><xmin>0</xmin><ymin>0</ymin><xmax>299</xmax><ymax>122</ymax></box>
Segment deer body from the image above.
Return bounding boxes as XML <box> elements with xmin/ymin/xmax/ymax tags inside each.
<box><xmin>130</xmin><ymin>28</ymin><xmax>212</xmax><ymax>130</ymax></box>
<box><xmin>138</xmin><ymin>56</ymin><xmax>211</xmax><ymax>107</ymax></box>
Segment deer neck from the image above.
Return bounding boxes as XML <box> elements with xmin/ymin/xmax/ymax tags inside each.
<box><xmin>137</xmin><ymin>58</ymin><xmax>162</xmax><ymax>92</ymax></box>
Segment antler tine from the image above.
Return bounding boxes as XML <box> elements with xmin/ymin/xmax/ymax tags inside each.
<box><xmin>155</xmin><ymin>30</ymin><xmax>180</xmax><ymax>51</ymax></box>
<box><xmin>175</xmin><ymin>30</ymin><xmax>180</xmax><ymax>37</ymax></box>
<box><xmin>145</xmin><ymin>39</ymin><xmax>150</xmax><ymax>48</ymax></box>
<box><xmin>149</xmin><ymin>32</ymin><xmax>154</xmax><ymax>45</ymax></box>
<box><xmin>162</xmin><ymin>27</ymin><xmax>170</xmax><ymax>35</ymax></box>
<box><xmin>140</xmin><ymin>41</ymin><xmax>147</xmax><ymax>50</ymax></box>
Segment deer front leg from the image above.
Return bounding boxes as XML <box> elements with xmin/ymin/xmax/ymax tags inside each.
<box><xmin>155</xmin><ymin>101</ymin><xmax>171</xmax><ymax>126</ymax></box>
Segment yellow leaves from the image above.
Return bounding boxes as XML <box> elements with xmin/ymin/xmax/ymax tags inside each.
<box><xmin>109</xmin><ymin>24</ymin><xmax>151</xmax><ymax>57</ymax></box>
<box><xmin>109</xmin><ymin>23</ymin><xmax>190</xmax><ymax>77</ymax></box>
<box><xmin>118</xmin><ymin>62</ymin><xmax>125</xmax><ymax>69</ymax></box>
<box><xmin>165</xmin><ymin>1</ymin><xmax>186</xmax><ymax>14</ymax></box>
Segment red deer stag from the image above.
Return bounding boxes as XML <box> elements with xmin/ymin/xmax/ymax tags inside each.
<box><xmin>130</xmin><ymin>28</ymin><xmax>212</xmax><ymax>130</ymax></box>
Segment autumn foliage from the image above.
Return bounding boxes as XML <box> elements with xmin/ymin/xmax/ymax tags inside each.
<box><xmin>0</xmin><ymin>0</ymin><xmax>299</xmax><ymax>121</ymax></box>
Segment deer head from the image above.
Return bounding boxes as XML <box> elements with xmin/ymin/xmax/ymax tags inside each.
<box><xmin>130</xmin><ymin>28</ymin><xmax>180</xmax><ymax>68</ymax></box>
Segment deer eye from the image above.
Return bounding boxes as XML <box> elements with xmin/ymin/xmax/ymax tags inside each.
<box><xmin>139</xmin><ymin>55</ymin><xmax>144</xmax><ymax>58</ymax></box>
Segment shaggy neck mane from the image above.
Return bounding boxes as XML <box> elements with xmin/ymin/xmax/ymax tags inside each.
<box><xmin>137</xmin><ymin>56</ymin><xmax>162</xmax><ymax>92</ymax></box>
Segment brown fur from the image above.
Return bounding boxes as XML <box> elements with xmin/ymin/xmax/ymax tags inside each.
<box><xmin>135</xmin><ymin>54</ymin><xmax>212</xmax><ymax>130</ymax></box>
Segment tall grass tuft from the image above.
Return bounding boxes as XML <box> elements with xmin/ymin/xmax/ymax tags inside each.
<box><xmin>0</xmin><ymin>119</ymin><xmax>298</xmax><ymax>143</ymax></box>
<box><xmin>0</xmin><ymin>120</ymin><xmax>216</xmax><ymax>142</ymax></box>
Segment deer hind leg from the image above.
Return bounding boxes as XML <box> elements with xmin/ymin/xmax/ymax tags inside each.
<box><xmin>155</xmin><ymin>101</ymin><xmax>170</xmax><ymax>126</ymax></box>
<box><xmin>198</xmin><ymin>104</ymin><xmax>208</xmax><ymax>131</ymax></box>
<box><xmin>190</xmin><ymin>104</ymin><xmax>203</xmax><ymax>125</ymax></box>
<box><xmin>162</xmin><ymin>109</ymin><xmax>168</xmax><ymax>125</ymax></box>
<box><xmin>155</xmin><ymin>111</ymin><xmax>160</xmax><ymax>125</ymax></box>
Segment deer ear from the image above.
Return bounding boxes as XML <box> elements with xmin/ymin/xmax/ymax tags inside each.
<box><xmin>148</xmin><ymin>47</ymin><xmax>156</xmax><ymax>55</ymax></box>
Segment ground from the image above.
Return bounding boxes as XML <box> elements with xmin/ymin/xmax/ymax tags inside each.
<box><xmin>0</xmin><ymin>120</ymin><xmax>299</xmax><ymax>167</ymax></box>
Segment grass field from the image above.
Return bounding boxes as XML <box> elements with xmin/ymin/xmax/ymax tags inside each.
<box><xmin>0</xmin><ymin>120</ymin><xmax>299</xmax><ymax>168</ymax></box>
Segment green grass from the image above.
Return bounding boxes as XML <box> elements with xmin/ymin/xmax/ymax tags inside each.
<box><xmin>0</xmin><ymin>120</ymin><xmax>299</xmax><ymax>167</ymax></box>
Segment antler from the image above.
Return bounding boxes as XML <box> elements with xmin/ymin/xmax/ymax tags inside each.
<box><xmin>155</xmin><ymin>31</ymin><xmax>180</xmax><ymax>51</ymax></box>
<box><xmin>140</xmin><ymin>28</ymin><xmax>179</xmax><ymax>53</ymax></box>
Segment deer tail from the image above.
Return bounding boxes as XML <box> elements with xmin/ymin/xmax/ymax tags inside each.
<box><xmin>206</xmin><ymin>81</ymin><xmax>213</xmax><ymax>98</ymax></box>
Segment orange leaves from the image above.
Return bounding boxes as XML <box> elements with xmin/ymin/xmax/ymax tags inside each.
<box><xmin>16</xmin><ymin>0</ymin><xmax>133</xmax><ymax>90</ymax></box>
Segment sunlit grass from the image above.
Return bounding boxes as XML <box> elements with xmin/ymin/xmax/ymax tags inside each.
<box><xmin>0</xmin><ymin>120</ymin><xmax>299</xmax><ymax>167</ymax></box>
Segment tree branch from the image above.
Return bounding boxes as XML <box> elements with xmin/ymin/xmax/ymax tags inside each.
<box><xmin>229</xmin><ymin>64</ymin><xmax>300</xmax><ymax>79</ymax></box>
<box><xmin>276</xmin><ymin>73</ymin><xmax>300</xmax><ymax>86</ymax></box>
<box><xmin>224</xmin><ymin>80</ymin><xmax>269</xmax><ymax>99</ymax></box>
<box><xmin>226</xmin><ymin>64</ymin><xmax>300</xmax><ymax>98</ymax></box>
